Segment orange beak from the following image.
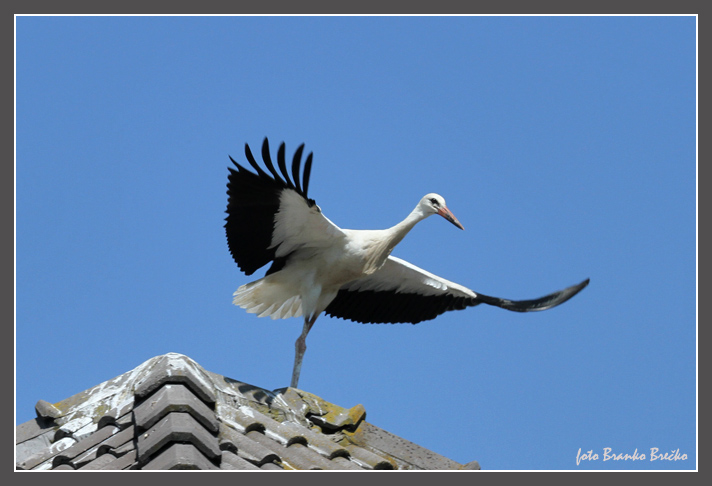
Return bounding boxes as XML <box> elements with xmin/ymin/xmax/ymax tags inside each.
<box><xmin>437</xmin><ymin>206</ymin><xmax>464</xmax><ymax>230</ymax></box>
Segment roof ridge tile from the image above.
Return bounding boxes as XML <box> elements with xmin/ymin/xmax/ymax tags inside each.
<box><xmin>143</xmin><ymin>443</ymin><xmax>219</xmax><ymax>470</ymax></box>
<box><xmin>136</xmin><ymin>411</ymin><xmax>221</xmax><ymax>465</ymax></box>
<box><xmin>134</xmin><ymin>383</ymin><xmax>218</xmax><ymax>433</ymax></box>
<box><xmin>133</xmin><ymin>353</ymin><xmax>217</xmax><ymax>405</ymax></box>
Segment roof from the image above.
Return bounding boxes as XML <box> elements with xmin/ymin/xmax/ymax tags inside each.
<box><xmin>16</xmin><ymin>353</ymin><xmax>481</xmax><ymax>471</ymax></box>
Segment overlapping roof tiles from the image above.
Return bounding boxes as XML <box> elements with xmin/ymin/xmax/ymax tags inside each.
<box><xmin>16</xmin><ymin>353</ymin><xmax>481</xmax><ymax>471</ymax></box>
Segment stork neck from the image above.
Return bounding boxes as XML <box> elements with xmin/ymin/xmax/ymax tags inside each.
<box><xmin>385</xmin><ymin>205</ymin><xmax>428</xmax><ymax>252</ymax></box>
<box><xmin>359</xmin><ymin>205</ymin><xmax>428</xmax><ymax>274</ymax></box>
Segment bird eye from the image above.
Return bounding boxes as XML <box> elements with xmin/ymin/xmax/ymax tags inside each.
<box><xmin>429</xmin><ymin>198</ymin><xmax>439</xmax><ymax>207</ymax></box>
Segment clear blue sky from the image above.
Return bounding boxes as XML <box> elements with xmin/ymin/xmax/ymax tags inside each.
<box><xmin>16</xmin><ymin>16</ymin><xmax>696</xmax><ymax>470</ymax></box>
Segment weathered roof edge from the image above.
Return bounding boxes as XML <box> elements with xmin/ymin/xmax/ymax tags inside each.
<box><xmin>16</xmin><ymin>353</ymin><xmax>481</xmax><ymax>471</ymax></box>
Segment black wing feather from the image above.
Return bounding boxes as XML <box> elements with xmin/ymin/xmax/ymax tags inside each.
<box><xmin>291</xmin><ymin>144</ymin><xmax>303</xmax><ymax>194</ymax></box>
<box><xmin>325</xmin><ymin>289</ymin><xmax>475</xmax><ymax>324</ymax></box>
<box><xmin>474</xmin><ymin>278</ymin><xmax>589</xmax><ymax>312</ymax></box>
<box><xmin>225</xmin><ymin>138</ymin><xmax>316</xmax><ymax>276</ymax></box>
<box><xmin>259</xmin><ymin>139</ymin><xmax>285</xmax><ymax>184</ymax></box>
<box><xmin>302</xmin><ymin>152</ymin><xmax>313</xmax><ymax>199</ymax></box>
<box><xmin>276</xmin><ymin>142</ymin><xmax>294</xmax><ymax>189</ymax></box>
<box><xmin>244</xmin><ymin>144</ymin><xmax>271</xmax><ymax>180</ymax></box>
<box><xmin>325</xmin><ymin>279</ymin><xmax>589</xmax><ymax>324</ymax></box>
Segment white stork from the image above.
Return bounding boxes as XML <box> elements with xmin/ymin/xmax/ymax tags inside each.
<box><xmin>225</xmin><ymin>138</ymin><xmax>589</xmax><ymax>389</ymax></box>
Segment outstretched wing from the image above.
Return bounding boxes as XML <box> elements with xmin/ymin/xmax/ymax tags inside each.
<box><xmin>325</xmin><ymin>256</ymin><xmax>589</xmax><ymax>324</ymax></box>
<box><xmin>225</xmin><ymin>138</ymin><xmax>344</xmax><ymax>276</ymax></box>
<box><xmin>324</xmin><ymin>256</ymin><xmax>478</xmax><ymax>324</ymax></box>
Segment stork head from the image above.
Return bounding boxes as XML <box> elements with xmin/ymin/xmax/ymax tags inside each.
<box><xmin>420</xmin><ymin>193</ymin><xmax>464</xmax><ymax>230</ymax></box>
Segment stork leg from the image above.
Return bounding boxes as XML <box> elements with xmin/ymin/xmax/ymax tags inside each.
<box><xmin>291</xmin><ymin>314</ymin><xmax>318</xmax><ymax>388</ymax></box>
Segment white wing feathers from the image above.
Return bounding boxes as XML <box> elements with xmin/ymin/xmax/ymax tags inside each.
<box><xmin>341</xmin><ymin>256</ymin><xmax>477</xmax><ymax>299</ymax></box>
<box><xmin>271</xmin><ymin>190</ymin><xmax>345</xmax><ymax>257</ymax></box>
